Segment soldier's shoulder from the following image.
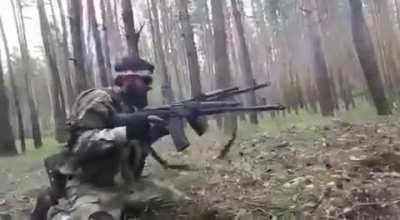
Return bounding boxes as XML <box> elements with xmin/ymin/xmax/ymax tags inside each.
<box><xmin>76</xmin><ymin>88</ymin><xmax>113</xmax><ymax>100</ymax></box>
<box><xmin>73</xmin><ymin>88</ymin><xmax>116</xmax><ymax>107</ymax></box>
<box><xmin>68</xmin><ymin>88</ymin><xmax>117</xmax><ymax>125</ymax></box>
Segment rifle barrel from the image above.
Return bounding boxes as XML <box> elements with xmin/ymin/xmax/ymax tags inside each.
<box><xmin>208</xmin><ymin>82</ymin><xmax>271</xmax><ymax>101</ymax></box>
<box><xmin>198</xmin><ymin>105</ymin><xmax>285</xmax><ymax>115</ymax></box>
<box><xmin>186</xmin><ymin>87</ymin><xmax>239</xmax><ymax>102</ymax></box>
<box><xmin>143</xmin><ymin>101</ymin><xmax>241</xmax><ymax>111</ymax></box>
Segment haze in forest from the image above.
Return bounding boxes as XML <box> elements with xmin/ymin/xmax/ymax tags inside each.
<box><xmin>1</xmin><ymin>0</ymin><xmax>400</xmax><ymax>219</ymax></box>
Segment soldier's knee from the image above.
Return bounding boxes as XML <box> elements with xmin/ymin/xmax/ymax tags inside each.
<box><xmin>31</xmin><ymin>188</ymin><xmax>57</xmax><ymax>220</ymax></box>
<box><xmin>88</xmin><ymin>211</ymin><xmax>114</xmax><ymax>220</ymax></box>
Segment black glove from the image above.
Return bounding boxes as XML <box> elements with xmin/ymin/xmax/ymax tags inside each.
<box><xmin>112</xmin><ymin>113</ymin><xmax>151</xmax><ymax>140</ymax></box>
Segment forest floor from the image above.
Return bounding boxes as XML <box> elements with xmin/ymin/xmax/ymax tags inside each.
<box><xmin>2</xmin><ymin>102</ymin><xmax>400</xmax><ymax>219</ymax></box>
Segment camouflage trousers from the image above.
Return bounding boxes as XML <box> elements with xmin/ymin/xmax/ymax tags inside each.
<box><xmin>48</xmin><ymin>178</ymin><xmax>185</xmax><ymax>220</ymax></box>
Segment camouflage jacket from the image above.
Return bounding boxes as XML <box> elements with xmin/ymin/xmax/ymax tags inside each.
<box><xmin>46</xmin><ymin>88</ymin><xmax>146</xmax><ymax>188</ymax></box>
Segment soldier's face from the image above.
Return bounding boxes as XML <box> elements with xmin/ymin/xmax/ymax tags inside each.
<box><xmin>120</xmin><ymin>75</ymin><xmax>152</xmax><ymax>96</ymax></box>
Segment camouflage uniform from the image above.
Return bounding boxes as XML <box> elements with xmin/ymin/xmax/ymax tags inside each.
<box><xmin>46</xmin><ymin>88</ymin><xmax>176</xmax><ymax>219</ymax></box>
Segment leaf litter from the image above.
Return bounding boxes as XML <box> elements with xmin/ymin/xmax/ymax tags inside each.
<box><xmin>4</xmin><ymin>119</ymin><xmax>400</xmax><ymax>219</ymax></box>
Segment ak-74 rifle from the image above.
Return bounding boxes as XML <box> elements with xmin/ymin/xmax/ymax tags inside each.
<box><xmin>135</xmin><ymin>82</ymin><xmax>285</xmax><ymax>169</ymax></box>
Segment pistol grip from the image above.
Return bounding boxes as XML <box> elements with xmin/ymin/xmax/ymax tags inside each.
<box><xmin>167</xmin><ymin>117</ymin><xmax>190</xmax><ymax>152</ymax></box>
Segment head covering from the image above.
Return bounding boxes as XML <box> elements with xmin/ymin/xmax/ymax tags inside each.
<box><xmin>113</xmin><ymin>56</ymin><xmax>155</xmax><ymax>86</ymax></box>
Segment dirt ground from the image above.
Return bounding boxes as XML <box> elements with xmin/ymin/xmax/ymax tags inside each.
<box><xmin>3</xmin><ymin>117</ymin><xmax>400</xmax><ymax>219</ymax></box>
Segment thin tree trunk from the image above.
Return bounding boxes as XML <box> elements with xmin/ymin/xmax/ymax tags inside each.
<box><xmin>88</xmin><ymin>0</ymin><xmax>109</xmax><ymax>87</ymax></box>
<box><xmin>348</xmin><ymin>0</ymin><xmax>391</xmax><ymax>115</ymax></box>
<box><xmin>0</xmin><ymin>47</ymin><xmax>17</xmax><ymax>156</ymax></box>
<box><xmin>176</xmin><ymin>0</ymin><xmax>208</xmax><ymax>133</ymax></box>
<box><xmin>12</xmin><ymin>0</ymin><xmax>43</xmax><ymax>148</ymax></box>
<box><xmin>0</xmin><ymin>16</ymin><xmax>25</xmax><ymax>152</ymax></box>
<box><xmin>395</xmin><ymin>0</ymin><xmax>400</xmax><ymax>30</ymax></box>
<box><xmin>57</xmin><ymin>0</ymin><xmax>75</xmax><ymax>107</ymax></box>
<box><xmin>49</xmin><ymin>0</ymin><xmax>61</xmax><ymax>44</ymax></box>
<box><xmin>121</xmin><ymin>0</ymin><xmax>142</xmax><ymax>58</ymax></box>
<box><xmin>37</xmin><ymin>0</ymin><xmax>68</xmax><ymax>143</ymax></box>
<box><xmin>227</xmin><ymin>14</ymin><xmax>246</xmax><ymax>121</ymax></box>
<box><xmin>303</xmin><ymin>0</ymin><xmax>335</xmax><ymax>116</ymax></box>
<box><xmin>159</xmin><ymin>0</ymin><xmax>184</xmax><ymax>101</ymax></box>
<box><xmin>147</xmin><ymin>0</ymin><xmax>175</xmax><ymax>104</ymax></box>
<box><xmin>211</xmin><ymin>0</ymin><xmax>237</xmax><ymax>134</ymax></box>
<box><xmin>106</xmin><ymin>0</ymin><xmax>123</xmax><ymax>60</ymax></box>
<box><xmin>177</xmin><ymin>0</ymin><xmax>203</xmax><ymax>97</ymax></box>
<box><xmin>338</xmin><ymin>68</ymin><xmax>350</xmax><ymax>110</ymax></box>
<box><xmin>100</xmin><ymin>0</ymin><xmax>112</xmax><ymax>82</ymax></box>
<box><xmin>231</xmin><ymin>0</ymin><xmax>258</xmax><ymax>124</ymax></box>
<box><xmin>69</xmin><ymin>0</ymin><xmax>89</xmax><ymax>94</ymax></box>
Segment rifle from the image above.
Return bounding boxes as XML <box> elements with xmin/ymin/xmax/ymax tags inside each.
<box><xmin>139</xmin><ymin>82</ymin><xmax>284</xmax><ymax>152</ymax></box>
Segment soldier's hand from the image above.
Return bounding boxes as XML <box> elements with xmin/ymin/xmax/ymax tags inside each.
<box><xmin>147</xmin><ymin>115</ymin><xmax>170</xmax><ymax>143</ymax></box>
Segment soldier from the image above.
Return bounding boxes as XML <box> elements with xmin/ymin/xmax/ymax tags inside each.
<box><xmin>30</xmin><ymin>56</ymin><xmax>197</xmax><ymax>219</ymax></box>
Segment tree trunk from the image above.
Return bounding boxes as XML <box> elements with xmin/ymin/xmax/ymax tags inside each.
<box><xmin>37</xmin><ymin>0</ymin><xmax>68</xmax><ymax>143</ymax></box>
<box><xmin>159</xmin><ymin>0</ymin><xmax>184</xmax><ymax>101</ymax></box>
<box><xmin>177</xmin><ymin>0</ymin><xmax>203</xmax><ymax>97</ymax></box>
<box><xmin>57</xmin><ymin>0</ymin><xmax>75</xmax><ymax>107</ymax></box>
<box><xmin>348</xmin><ymin>0</ymin><xmax>391</xmax><ymax>115</ymax></box>
<box><xmin>395</xmin><ymin>0</ymin><xmax>400</xmax><ymax>30</ymax></box>
<box><xmin>69</xmin><ymin>0</ymin><xmax>89</xmax><ymax>94</ymax></box>
<box><xmin>0</xmin><ymin>48</ymin><xmax>17</xmax><ymax>156</ymax></box>
<box><xmin>106</xmin><ymin>0</ymin><xmax>123</xmax><ymax>60</ymax></box>
<box><xmin>202</xmin><ymin>0</ymin><xmax>216</xmax><ymax>92</ymax></box>
<box><xmin>147</xmin><ymin>0</ymin><xmax>175</xmax><ymax>104</ymax></box>
<box><xmin>372</xmin><ymin>0</ymin><xmax>400</xmax><ymax>96</ymax></box>
<box><xmin>230</xmin><ymin>0</ymin><xmax>258</xmax><ymax>124</ymax></box>
<box><xmin>303</xmin><ymin>0</ymin><xmax>335</xmax><ymax>117</ymax></box>
<box><xmin>122</xmin><ymin>0</ymin><xmax>142</xmax><ymax>58</ymax></box>
<box><xmin>211</xmin><ymin>0</ymin><xmax>237</xmax><ymax>134</ymax></box>
<box><xmin>88</xmin><ymin>0</ymin><xmax>109</xmax><ymax>87</ymax></box>
<box><xmin>227</xmin><ymin>13</ymin><xmax>246</xmax><ymax>121</ymax></box>
<box><xmin>12</xmin><ymin>0</ymin><xmax>43</xmax><ymax>148</ymax></box>
<box><xmin>100</xmin><ymin>0</ymin><xmax>112</xmax><ymax>82</ymax></box>
<box><xmin>0</xmin><ymin>16</ymin><xmax>25</xmax><ymax>152</ymax></box>
<box><xmin>338</xmin><ymin>68</ymin><xmax>350</xmax><ymax>110</ymax></box>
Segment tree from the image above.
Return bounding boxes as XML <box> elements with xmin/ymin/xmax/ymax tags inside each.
<box><xmin>56</xmin><ymin>0</ymin><xmax>75</xmax><ymax>107</ymax></box>
<box><xmin>211</xmin><ymin>0</ymin><xmax>237</xmax><ymax>134</ymax></box>
<box><xmin>11</xmin><ymin>0</ymin><xmax>42</xmax><ymax>148</ymax></box>
<box><xmin>147</xmin><ymin>0</ymin><xmax>175</xmax><ymax>104</ymax></box>
<box><xmin>348</xmin><ymin>0</ymin><xmax>391</xmax><ymax>115</ymax></box>
<box><xmin>177</xmin><ymin>0</ymin><xmax>203</xmax><ymax>98</ymax></box>
<box><xmin>69</xmin><ymin>0</ymin><xmax>89</xmax><ymax>93</ymax></box>
<box><xmin>230</xmin><ymin>0</ymin><xmax>258</xmax><ymax>124</ymax></box>
<box><xmin>0</xmin><ymin>16</ymin><xmax>25</xmax><ymax>152</ymax></box>
<box><xmin>122</xmin><ymin>0</ymin><xmax>143</xmax><ymax>58</ymax></box>
<box><xmin>0</xmin><ymin>44</ymin><xmax>17</xmax><ymax>156</ymax></box>
<box><xmin>370</xmin><ymin>0</ymin><xmax>400</xmax><ymax>97</ymax></box>
<box><xmin>37</xmin><ymin>0</ymin><xmax>68</xmax><ymax>142</ymax></box>
<box><xmin>100</xmin><ymin>0</ymin><xmax>112</xmax><ymax>79</ymax></box>
<box><xmin>303</xmin><ymin>0</ymin><xmax>335</xmax><ymax>116</ymax></box>
<box><xmin>158</xmin><ymin>0</ymin><xmax>185</xmax><ymax>101</ymax></box>
<box><xmin>88</xmin><ymin>0</ymin><xmax>109</xmax><ymax>87</ymax></box>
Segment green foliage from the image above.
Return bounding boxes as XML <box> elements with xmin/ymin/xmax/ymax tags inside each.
<box><xmin>0</xmin><ymin>138</ymin><xmax>60</xmax><ymax>168</ymax></box>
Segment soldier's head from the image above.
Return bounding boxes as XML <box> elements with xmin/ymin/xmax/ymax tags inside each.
<box><xmin>113</xmin><ymin>56</ymin><xmax>155</xmax><ymax>96</ymax></box>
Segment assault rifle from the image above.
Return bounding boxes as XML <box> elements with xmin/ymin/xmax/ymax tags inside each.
<box><xmin>138</xmin><ymin>82</ymin><xmax>285</xmax><ymax>152</ymax></box>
